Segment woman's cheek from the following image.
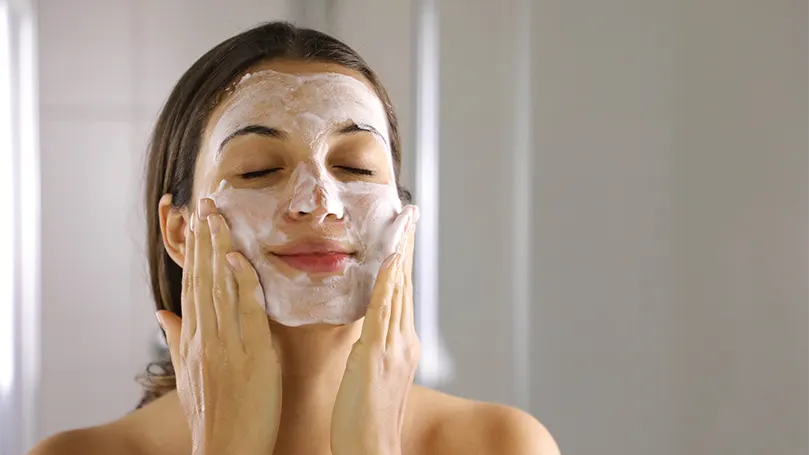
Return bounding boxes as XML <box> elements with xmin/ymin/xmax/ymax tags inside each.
<box><xmin>340</xmin><ymin>182</ymin><xmax>402</xmax><ymax>261</ymax></box>
<box><xmin>209</xmin><ymin>186</ymin><xmax>284</xmax><ymax>261</ymax></box>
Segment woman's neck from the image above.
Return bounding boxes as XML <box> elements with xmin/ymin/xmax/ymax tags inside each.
<box><xmin>135</xmin><ymin>319</ymin><xmax>365</xmax><ymax>455</ymax></box>
<box><xmin>269</xmin><ymin>318</ymin><xmax>364</xmax><ymax>454</ymax></box>
<box><xmin>271</xmin><ymin>318</ymin><xmax>361</xmax><ymax>402</ymax></box>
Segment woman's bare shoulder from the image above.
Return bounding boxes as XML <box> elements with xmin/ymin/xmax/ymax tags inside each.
<box><xmin>29</xmin><ymin>389</ymin><xmax>559</xmax><ymax>455</ymax></box>
<box><xmin>27</xmin><ymin>422</ymin><xmax>142</xmax><ymax>455</ymax></box>
<box><xmin>28</xmin><ymin>392</ymin><xmax>187</xmax><ymax>455</ymax></box>
<box><xmin>411</xmin><ymin>386</ymin><xmax>560</xmax><ymax>455</ymax></box>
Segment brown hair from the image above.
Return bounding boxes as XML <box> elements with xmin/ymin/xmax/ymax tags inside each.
<box><xmin>137</xmin><ymin>21</ymin><xmax>410</xmax><ymax>408</ymax></box>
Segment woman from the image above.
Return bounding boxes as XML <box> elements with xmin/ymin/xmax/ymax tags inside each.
<box><xmin>31</xmin><ymin>22</ymin><xmax>559</xmax><ymax>455</ymax></box>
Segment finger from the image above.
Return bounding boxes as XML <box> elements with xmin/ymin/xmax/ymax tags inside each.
<box><xmin>180</xmin><ymin>220</ymin><xmax>197</xmax><ymax>337</ymax></box>
<box><xmin>388</xmin><ymin>205</ymin><xmax>415</xmax><ymax>255</ymax></box>
<box><xmin>386</xmin><ymin>261</ymin><xmax>405</xmax><ymax>348</ymax></box>
<box><xmin>227</xmin><ymin>252</ymin><xmax>270</xmax><ymax>352</ymax></box>
<box><xmin>194</xmin><ymin>198</ymin><xmax>217</xmax><ymax>337</ymax></box>
<box><xmin>209</xmin><ymin>212</ymin><xmax>239</xmax><ymax>347</ymax></box>
<box><xmin>385</xmin><ymin>207</ymin><xmax>414</xmax><ymax>340</ymax></box>
<box><xmin>362</xmin><ymin>252</ymin><xmax>400</xmax><ymax>346</ymax></box>
<box><xmin>157</xmin><ymin>310</ymin><xmax>183</xmax><ymax>373</ymax></box>
<box><xmin>401</xmin><ymin>209</ymin><xmax>419</xmax><ymax>333</ymax></box>
<box><xmin>387</xmin><ymin>210</ymin><xmax>412</xmax><ymax>342</ymax></box>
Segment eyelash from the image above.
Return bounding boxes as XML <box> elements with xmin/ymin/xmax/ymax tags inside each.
<box><xmin>240</xmin><ymin>168</ymin><xmax>282</xmax><ymax>179</ymax></box>
<box><xmin>239</xmin><ymin>166</ymin><xmax>374</xmax><ymax>179</ymax></box>
<box><xmin>336</xmin><ymin>166</ymin><xmax>375</xmax><ymax>176</ymax></box>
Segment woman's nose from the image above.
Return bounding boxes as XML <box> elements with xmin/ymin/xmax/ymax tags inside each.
<box><xmin>287</xmin><ymin>185</ymin><xmax>342</xmax><ymax>224</ymax></box>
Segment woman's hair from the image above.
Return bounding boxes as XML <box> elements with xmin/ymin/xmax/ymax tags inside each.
<box><xmin>137</xmin><ymin>21</ymin><xmax>410</xmax><ymax>408</ymax></box>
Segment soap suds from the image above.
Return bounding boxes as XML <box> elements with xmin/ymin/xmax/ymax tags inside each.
<box><xmin>205</xmin><ymin>70</ymin><xmax>408</xmax><ymax>326</ymax></box>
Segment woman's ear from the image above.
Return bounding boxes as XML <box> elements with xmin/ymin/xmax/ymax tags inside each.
<box><xmin>158</xmin><ymin>193</ymin><xmax>190</xmax><ymax>267</ymax></box>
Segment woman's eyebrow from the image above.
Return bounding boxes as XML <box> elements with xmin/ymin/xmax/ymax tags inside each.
<box><xmin>217</xmin><ymin>125</ymin><xmax>288</xmax><ymax>155</ymax></box>
<box><xmin>336</xmin><ymin>122</ymin><xmax>387</xmax><ymax>145</ymax></box>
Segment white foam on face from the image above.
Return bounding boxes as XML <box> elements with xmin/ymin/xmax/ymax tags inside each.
<box><xmin>204</xmin><ymin>70</ymin><xmax>409</xmax><ymax>326</ymax></box>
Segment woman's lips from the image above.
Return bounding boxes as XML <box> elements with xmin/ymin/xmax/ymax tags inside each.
<box><xmin>269</xmin><ymin>239</ymin><xmax>355</xmax><ymax>274</ymax></box>
<box><xmin>273</xmin><ymin>252</ymin><xmax>353</xmax><ymax>273</ymax></box>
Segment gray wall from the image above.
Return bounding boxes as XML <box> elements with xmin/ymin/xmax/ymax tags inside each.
<box><xmin>436</xmin><ymin>0</ymin><xmax>527</xmax><ymax>407</ymax></box>
<box><xmin>531</xmin><ymin>1</ymin><xmax>807</xmax><ymax>454</ymax></box>
<box><xmin>676</xmin><ymin>1</ymin><xmax>808</xmax><ymax>453</ymax></box>
<box><xmin>531</xmin><ymin>0</ymin><xmax>681</xmax><ymax>452</ymax></box>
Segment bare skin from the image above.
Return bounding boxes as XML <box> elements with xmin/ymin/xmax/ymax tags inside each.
<box><xmin>29</xmin><ymin>60</ymin><xmax>560</xmax><ymax>455</ymax></box>
<box><xmin>30</xmin><ymin>386</ymin><xmax>558</xmax><ymax>455</ymax></box>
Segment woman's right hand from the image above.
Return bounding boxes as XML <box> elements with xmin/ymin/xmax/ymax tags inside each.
<box><xmin>157</xmin><ymin>198</ymin><xmax>282</xmax><ymax>455</ymax></box>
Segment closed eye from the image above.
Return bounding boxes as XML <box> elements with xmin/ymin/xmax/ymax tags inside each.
<box><xmin>240</xmin><ymin>168</ymin><xmax>282</xmax><ymax>179</ymax></box>
<box><xmin>335</xmin><ymin>166</ymin><xmax>375</xmax><ymax>176</ymax></box>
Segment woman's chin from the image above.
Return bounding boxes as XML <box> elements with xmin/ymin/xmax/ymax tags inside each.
<box><xmin>276</xmin><ymin>319</ymin><xmax>362</xmax><ymax>329</ymax></box>
<box><xmin>268</xmin><ymin>311</ymin><xmax>366</xmax><ymax>328</ymax></box>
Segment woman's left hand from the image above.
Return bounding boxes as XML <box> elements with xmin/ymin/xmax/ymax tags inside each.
<box><xmin>331</xmin><ymin>206</ymin><xmax>421</xmax><ymax>455</ymax></box>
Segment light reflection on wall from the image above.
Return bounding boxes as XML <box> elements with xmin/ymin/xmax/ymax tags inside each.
<box><xmin>0</xmin><ymin>0</ymin><xmax>15</xmax><ymax>406</ymax></box>
<box><xmin>0</xmin><ymin>0</ymin><xmax>40</xmax><ymax>452</ymax></box>
<box><xmin>413</xmin><ymin>0</ymin><xmax>454</xmax><ymax>387</ymax></box>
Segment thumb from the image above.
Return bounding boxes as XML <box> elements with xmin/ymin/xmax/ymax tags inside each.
<box><xmin>156</xmin><ymin>310</ymin><xmax>182</xmax><ymax>370</ymax></box>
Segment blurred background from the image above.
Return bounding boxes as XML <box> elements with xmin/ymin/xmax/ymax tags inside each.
<box><xmin>1</xmin><ymin>0</ymin><xmax>807</xmax><ymax>454</ymax></box>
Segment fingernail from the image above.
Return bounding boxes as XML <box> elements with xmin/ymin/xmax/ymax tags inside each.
<box><xmin>197</xmin><ymin>198</ymin><xmax>214</xmax><ymax>220</ymax></box>
<box><xmin>383</xmin><ymin>252</ymin><xmax>398</xmax><ymax>269</ymax></box>
<box><xmin>155</xmin><ymin>312</ymin><xmax>165</xmax><ymax>331</ymax></box>
<box><xmin>226</xmin><ymin>252</ymin><xmax>241</xmax><ymax>270</ymax></box>
<box><xmin>411</xmin><ymin>205</ymin><xmax>421</xmax><ymax>226</ymax></box>
<box><xmin>403</xmin><ymin>209</ymin><xmax>413</xmax><ymax>232</ymax></box>
<box><xmin>189</xmin><ymin>213</ymin><xmax>197</xmax><ymax>232</ymax></box>
<box><xmin>209</xmin><ymin>214</ymin><xmax>221</xmax><ymax>235</ymax></box>
<box><xmin>406</xmin><ymin>208</ymin><xmax>419</xmax><ymax>238</ymax></box>
<box><xmin>399</xmin><ymin>215</ymin><xmax>412</xmax><ymax>253</ymax></box>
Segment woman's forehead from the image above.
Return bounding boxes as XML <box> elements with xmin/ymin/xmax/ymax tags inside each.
<box><xmin>212</xmin><ymin>59</ymin><xmax>380</xmax><ymax>121</ymax></box>
<box><xmin>239</xmin><ymin>59</ymin><xmax>375</xmax><ymax>89</ymax></box>
<box><xmin>205</xmin><ymin>75</ymin><xmax>389</xmax><ymax>159</ymax></box>
<box><xmin>203</xmin><ymin>61</ymin><xmax>388</xmax><ymax>151</ymax></box>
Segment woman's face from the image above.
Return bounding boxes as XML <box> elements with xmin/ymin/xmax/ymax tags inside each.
<box><xmin>191</xmin><ymin>60</ymin><xmax>405</xmax><ymax>327</ymax></box>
